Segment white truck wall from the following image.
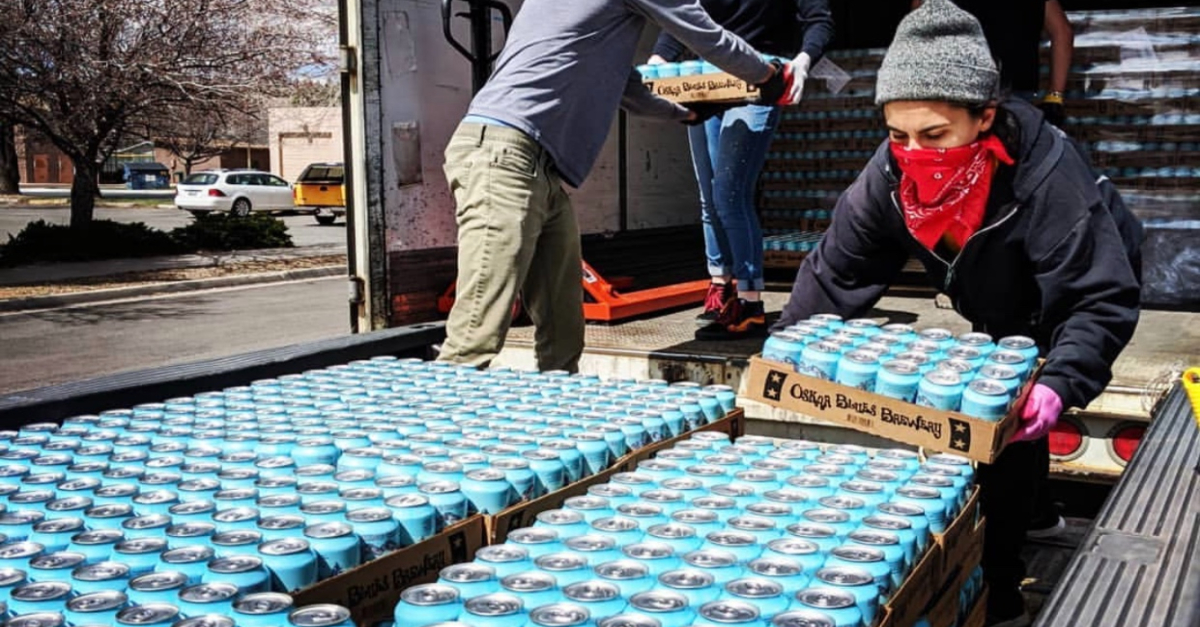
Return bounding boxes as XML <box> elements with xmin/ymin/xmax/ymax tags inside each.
<box><xmin>370</xmin><ymin>0</ymin><xmax>699</xmax><ymax>252</ymax></box>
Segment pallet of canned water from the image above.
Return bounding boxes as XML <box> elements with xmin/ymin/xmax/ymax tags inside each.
<box><xmin>747</xmin><ymin>315</ymin><xmax>1042</xmax><ymax>464</ymax></box>
<box><xmin>0</xmin><ymin>358</ymin><xmax>741</xmax><ymax>626</ymax></box>
<box><xmin>386</xmin><ymin>434</ymin><xmax>986</xmax><ymax>627</ymax></box>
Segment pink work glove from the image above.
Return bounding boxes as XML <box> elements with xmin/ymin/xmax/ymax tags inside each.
<box><xmin>1012</xmin><ymin>384</ymin><xmax>1063</xmax><ymax>442</ymax></box>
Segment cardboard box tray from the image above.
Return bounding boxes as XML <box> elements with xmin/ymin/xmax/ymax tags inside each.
<box><xmin>745</xmin><ymin>356</ymin><xmax>1028</xmax><ymax>464</ymax></box>
<box><xmin>642</xmin><ymin>73</ymin><xmax>761</xmax><ymax>104</ymax></box>
<box><xmin>291</xmin><ymin>516</ymin><xmax>487</xmax><ymax>627</ymax></box>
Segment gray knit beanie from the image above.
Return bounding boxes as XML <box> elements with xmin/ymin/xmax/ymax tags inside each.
<box><xmin>875</xmin><ymin>0</ymin><xmax>999</xmax><ymax>105</ymax></box>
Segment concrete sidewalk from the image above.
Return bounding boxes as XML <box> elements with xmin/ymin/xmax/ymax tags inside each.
<box><xmin>0</xmin><ymin>244</ymin><xmax>346</xmax><ymax>286</ymax></box>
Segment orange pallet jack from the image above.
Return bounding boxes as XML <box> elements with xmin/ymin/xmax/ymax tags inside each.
<box><xmin>437</xmin><ymin>260</ymin><xmax>710</xmax><ymax>322</ymax></box>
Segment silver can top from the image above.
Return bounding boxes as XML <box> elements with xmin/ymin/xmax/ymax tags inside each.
<box><xmin>968</xmin><ymin>378</ymin><xmax>1009</xmax><ymax>397</ymax></box>
<box><xmin>115</xmin><ymin>537</ymin><xmax>169</xmax><ymax>555</ymax></box>
<box><xmin>564</xmin><ymin>580</ymin><xmax>621</xmax><ymax>602</ymax></box>
<box><xmin>529</xmin><ymin>602</ymin><xmax>592</xmax><ymax>627</ymax></box>
<box><xmin>130</xmin><ymin>571</ymin><xmax>188</xmax><ymax>591</ymax></box>
<box><xmin>629</xmin><ymin>590</ymin><xmax>689</xmax><ymax>614</ymax></box>
<box><xmin>819</xmin><ymin>495</ymin><xmax>867</xmax><ymax>510</ymax></box>
<box><xmin>33</xmin><ymin>517</ymin><xmax>86</xmax><ymax>534</ymax></box>
<box><xmin>803</xmin><ymin>508</ymin><xmax>851</xmax><ymax>524</ymax></box>
<box><xmin>729</xmin><ymin>515</ymin><xmax>778</xmax><ymax>532</ymax></box>
<box><xmin>70</xmin><ymin>528</ymin><xmax>123</xmax><ymax>546</ymax></box>
<box><xmin>725</xmin><ymin>577</ymin><xmax>784</xmax><ymax>599</ymax></box>
<box><xmin>748</xmin><ymin>556</ymin><xmax>803</xmax><ymax>577</ymax></box>
<box><xmin>699</xmin><ymin>599</ymin><xmax>762</xmax><ymax>623</ymax></box>
<box><xmin>508</xmin><ymin>527</ymin><xmax>559</xmax><ymax>545</ymax></box>
<box><xmin>66</xmin><ymin>589</ymin><xmax>128</xmax><ymax>612</ymax></box>
<box><xmin>213</xmin><ymin>507</ymin><xmax>259</xmax><ymax>524</ymax></box>
<box><xmin>174</xmin><ymin>615</ymin><xmax>236</xmax><ymax>627</ymax></box>
<box><xmin>166</xmin><ymin>521</ymin><xmax>216</xmax><ymax>538</ymax></box>
<box><xmin>848</xmin><ymin>529</ymin><xmax>900</xmax><ymax>546</ymax></box>
<box><xmin>705</xmin><ymin>530</ymin><xmax>757</xmax><ymax>547</ymax></box>
<box><xmin>6</xmin><ymin>613</ymin><xmax>66</xmax><ymax>627</ymax></box>
<box><xmin>535</xmin><ymin>552</ymin><xmax>588</xmax><ymax>572</ymax></box>
<box><xmin>400</xmin><ymin>583</ymin><xmax>460</xmax><ymax>606</ymax></box>
<box><xmin>786</xmin><ymin>523</ymin><xmax>837</xmax><ymax>540</ymax></box>
<box><xmin>116</xmin><ymin>602</ymin><xmax>182</xmax><ymax>625</ymax></box>
<box><xmin>11</xmin><ymin>580</ymin><xmax>72</xmax><ymax>601</ymax></box>
<box><xmin>979</xmin><ymin>364</ymin><xmax>1018</xmax><ymax>381</ymax></box>
<box><xmin>212</xmin><ymin>531</ymin><xmax>263</xmax><ymax>547</ymax></box>
<box><xmin>71</xmin><ymin>561</ymin><xmax>130</xmax><ymax>582</ymax></box>
<box><xmin>259</xmin><ymin>514</ymin><xmax>308</xmax><ymax>530</ymax></box>
<box><xmin>476</xmin><ymin>545</ymin><xmax>529</xmax><ymax>563</ymax></box>
<box><xmin>622</xmin><ymin>541</ymin><xmax>675</xmax><ymax>560</ymax></box>
<box><xmin>259</xmin><ymin>538</ymin><xmax>311</xmax><ymax>556</ymax></box>
<box><xmin>564</xmin><ymin>535</ymin><xmax>616</xmax><ymax>553</ymax></box>
<box><xmin>766</xmin><ymin>537</ymin><xmax>821</xmax><ymax>556</ymax></box>
<box><xmin>29</xmin><ymin>551</ymin><xmax>87</xmax><ymax>571</ymax></box>
<box><xmin>208</xmin><ymin>555</ymin><xmax>264</xmax><ymax>575</ymax></box>
<box><xmin>659</xmin><ymin>568</ymin><xmax>715</xmax><ymax>590</ymax></box>
<box><xmin>863</xmin><ymin>515</ymin><xmax>913</xmax><ymax>532</ymax></box>
<box><xmin>595</xmin><ymin>560</ymin><xmax>650</xmax><ymax>581</ymax></box>
<box><xmin>233</xmin><ymin>592</ymin><xmax>293</xmax><ymax>615</ymax></box>
<box><xmin>830</xmin><ymin>546</ymin><xmax>885</xmax><ymax>563</ymax></box>
<box><xmin>439</xmin><ymin>563</ymin><xmax>496</xmax><ymax>583</ymax></box>
<box><xmin>878</xmin><ymin>501</ymin><xmax>927</xmax><ymax>517</ymax></box>
<box><xmin>591</xmin><ymin>517</ymin><xmax>640</xmax><ymax>533</ymax></box>
<box><xmin>463</xmin><ymin>593</ymin><xmax>524</xmax><ymax>617</ymax></box>
<box><xmin>796</xmin><ymin>587</ymin><xmax>857</xmax><ymax>610</ymax></box>
<box><xmin>672</xmin><ymin>509</ymin><xmax>719</xmax><ymax>525</ymax></box>
<box><xmin>537</xmin><ymin>509</ymin><xmax>585</xmax><ymax>526</ymax></box>
<box><xmin>304</xmin><ymin>522</ymin><xmax>352</xmax><ymax>540</ymax></box>
<box><xmin>682</xmin><ymin>549</ymin><xmax>738</xmax><ymax>569</ymax></box>
<box><xmin>896</xmin><ymin>486</ymin><xmax>941</xmax><ymax>500</ymax></box>
<box><xmin>501</xmin><ymin>571</ymin><xmax>557</xmax><ymax>593</ymax></box>
<box><xmin>179</xmin><ymin>582</ymin><xmax>239</xmax><ymax>603</ymax></box>
<box><xmin>815</xmin><ymin>566</ymin><xmax>875</xmax><ymax>587</ymax></box>
<box><xmin>161</xmin><ymin>545</ymin><xmax>216</xmax><ymax>564</ymax></box>
<box><xmin>0</xmin><ymin>566</ymin><xmax>25</xmax><ymax>587</ymax></box>
<box><xmin>646</xmin><ymin>522</ymin><xmax>698</xmax><ymax>540</ymax></box>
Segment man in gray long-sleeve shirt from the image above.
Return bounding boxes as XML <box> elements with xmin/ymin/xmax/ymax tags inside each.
<box><xmin>438</xmin><ymin>0</ymin><xmax>788</xmax><ymax>372</ymax></box>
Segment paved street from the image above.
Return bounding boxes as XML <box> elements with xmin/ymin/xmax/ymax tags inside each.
<box><xmin>0</xmin><ymin>277</ymin><xmax>349</xmax><ymax>395</ymax></box>
<box><xmin>0</xmin><ymin>206</ymin><xmax>347</xmax><ymax>249</ymax></box>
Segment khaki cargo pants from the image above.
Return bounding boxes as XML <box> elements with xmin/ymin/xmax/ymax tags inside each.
<box><xmin>437</xmin><ymin>122</ymin><xmax>585</xmax><ymax>372</ymax></box>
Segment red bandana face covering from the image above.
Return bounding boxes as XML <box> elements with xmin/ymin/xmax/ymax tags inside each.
<box><xmin>890</xmin><ymin>135</ymin><xmax>1014</xmax><ymax>251</ymax></box>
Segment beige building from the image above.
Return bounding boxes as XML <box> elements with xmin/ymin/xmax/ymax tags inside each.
<box><xmin>268</xmin><ymin>107</ymin><xmax>344</xmax><ymax>180</ymax></box>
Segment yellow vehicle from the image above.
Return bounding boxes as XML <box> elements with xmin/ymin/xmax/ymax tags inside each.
<box><xmin>293</xmin><ymin>162</ymin><xmax>346</xmax><ymax>225</ymax></box>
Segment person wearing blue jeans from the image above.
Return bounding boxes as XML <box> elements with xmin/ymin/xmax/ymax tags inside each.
<box><xmin>651</xmin><ymin>0</ymin><xmax>834</xmax><ymax>340</ymax></box>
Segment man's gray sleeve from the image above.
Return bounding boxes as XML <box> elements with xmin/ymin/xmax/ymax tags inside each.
<box><xmin>621</xmin><ymin>69</ymin><xmax>690</xmax><ymax>120</ymax></box>
<box><xmin>628</xmin><ymin>0</ymin><xmax>773</xmax><ymax>84</ymax></box>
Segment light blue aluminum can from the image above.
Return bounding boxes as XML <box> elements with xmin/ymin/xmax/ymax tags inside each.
<box><xmin>128</xmin><ymin>570</ymin><xmax>189</xmax><ymax>606</ymax></box>
<box><xmin>916</xmin><ymin>370</ymin><xmax>966</xmax><ymax>411</ymax></box>
<box><xmin>28</xmin><ymin>517</ymin><xmax>85</xmax><ymax>553</ymax></box>
<box><xmin>344</xmin><ymin>508</ymin><xmax>399</xmax><ymax>560</ymax></box>
<box><xmin>763</xmin><ymin>332</ymin><xmax>808</xmax><ymax>370</ymax></box>
<box><xmin>437</xmin><ymin>562</ymin><xmax>497</xmax><ymax>599</ymax></box>
<box><xmin>813</xmin><ymin>566</ymin><xmax>881</xmax><ymax>624</ymax></box>
<box><xmin>747</xmin><ymin>556</ymin><xmax>811</xmax><ymax>596</ymax></box>
<box><xmin>876</xmin><ymin>502</ymin><xmax>931</xmax><ymax>554</ymax></box>
<box><xmin>861</xmin><ymin>515</ymin><xmax>918</xmax><ymax>570</ymax></box>
<box><xmin>996</xmin><ymin>336</ymin><xmax>1040</xmax><ymax>367</ymax></box>
<box><xmin>212</xmin><ymin>530</ymin><xmax>265</xmax><ymax>558</ymax></box>
<box><xmin>304</xmin><ymin>522</ymin><xmax>360</xmax><ymax>579</ymax></box>
<box><xmin>835</xmin><ymin>351</ymin><xmax>881</xmax><ymax>391</ymax></box>
<box><xmin>175</xmin><ymin>581</ymin><xmax>240</xmax><ymax>618</ymax></box>
<box><xmin>874</xmin><ymin>360</ymin><xmax>922</xmax><ymax>402</ymax></box>
<box><xmin>159</xmin><ymin>545</ymin><xmax>216</xmax><ymax>584</ymax></box>
<box><xmin>798</xmin><ymin>342</ymin><xmax>842</xmax><ymax>381</ymax></box>
<box><xmin>63</xmin><ymin>589</ymin><xmax>128</xmax><ymax>626</ymax></box>
<box><xmin>257</xmin><ymin>514</ymin><xmax>308</xmax><ymax>543</ymax></box>
<box><xmin>204</xmin><ymin>555</ymin><xmax>271</xmax><ymax>595</ymax></box>
<box><xmin>908</xmin><ymin>475</ymin><xmax>960</xmax><ymax>521</ymax></box>
<box><xmin>628</xmin><ymin>589</ymin><xmax>696</xmax><ymax>627</ymax></box>
<box><xmin>113</xmin><ymin>537</ymin><xmax>169</xmax><ymax>576</ymax></box>
<box><xmin>385</xmin><ymin>494</ymin><xmax>438</xmax><ymax>546</ymax></box>
<box><xmin>393</xmin><ymin>583</ymin><xmax>462</xmax><ymax>627</ymax></box>
<box><xmin>960</xmin><ymin>379</ymin><xmax>1012</xmax><ymax>422</ymax></box>
<box><xmin>563</xmin><ymin>534</ymin><xmax>622</xmax><ymax>567</ymax></box>
<box><xmin>846</xmin><ymin>530</ymin><xmax>906</xmax><ymax>590</ymax></box>
<box><xmin>259</xmin><ymin>538</ymin><xmax>318</xmax><ymax>593</ymax></box>
<box><xmin>476</xmin><ymin>545</ymin><xmax>533</xmax><ymax>579</ymax></box>
<box><xmin>563</xmin><ymin>579</ymin><xmax>627</xmax><ymax>620</ymax></box>
<box><xmin>459</xmin><ymin>593</ymin><xmax>527</xmax><ymax>627</ymax></box>
<box><xmin>893</xmin><ymin>486</ymin><xmax>948</xmax><ymax>533</ymax></box>
<box><xmin>7</xmin><ymin>580</ymin><xmax>73</xmax><ymax>617</ymax></box>
<box><xmin>27</xmin><ymin>550</ymin><xmax>85</xmax><ymax>583</ymax></box>
<box><xmin>70</xmin><ymin>560</ymin><xmax>131</xmax><ymax>595</ymax></box>
<box><xmin>232</xmin><ymin>592</ymin><xmax>294</xmax><ymax>627</ymax></box>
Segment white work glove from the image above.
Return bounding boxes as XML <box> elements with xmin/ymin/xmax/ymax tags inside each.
<box><xmin>785</xmin><ymin>52</ymin><xmax>811</xmax><ymax>105</ymax></box>
<box><xmin>647</xmin><ymin>55</ymin><xmax>668</xmax><ymax>65</ymax></box>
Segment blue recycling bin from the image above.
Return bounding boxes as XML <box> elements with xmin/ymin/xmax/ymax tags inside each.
<box><xmin>123</xmin><ymin>162</ymin><xmax>171</xmax><ymax>190</ymax></box>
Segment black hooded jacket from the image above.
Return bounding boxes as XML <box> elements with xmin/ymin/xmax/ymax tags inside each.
<box><xmin>775</xmin><ymin>99</ymin><xmax>1142</xmax><ymax>411</ymax></box>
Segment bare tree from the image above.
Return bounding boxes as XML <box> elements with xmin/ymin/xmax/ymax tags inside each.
<box><xmin>152</xmin><ymin>104</ymin><xmax>260</xmax><ymax>176</ymax></box>
<box><xmin>0</xmin><ymin>0</ymin><xmax>333</xmax><ymax>229</ymax></box>
<box><xmin>0</xmin><ymin>123</ymin><xmax>17</xmax><ymax>195</ymax></box>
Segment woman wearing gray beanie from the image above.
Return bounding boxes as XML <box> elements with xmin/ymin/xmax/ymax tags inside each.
<box><xmin>774</xmin><ymin>1</ymin><xmax>1142</xmax><ymax>625</ymax></box>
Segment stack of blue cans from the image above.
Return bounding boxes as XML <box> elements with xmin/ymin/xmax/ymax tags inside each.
<box><xmin>0</xmin><ymin>358</ymin><xmax>734</xmax><ymax>626</ymax></box>
<box><xmin>393</xmin><ymin>434</ymin><xmax>977</xmax><ymax>627</ymax></box>
<box><xmin>763</xmin><ymin>315</ymin><xmax>1041</xmax><ymax>421</ymax></box>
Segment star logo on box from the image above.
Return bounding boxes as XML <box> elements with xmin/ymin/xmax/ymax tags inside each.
<box><xmin>764</xmin><ymin>371</ymin><xmax>787</xmax><ymax>402</ymax></box>
<box><xmin>948</xmin><ymin>419</ymin><xmax>971</xmax><ymax>452</ymax></box>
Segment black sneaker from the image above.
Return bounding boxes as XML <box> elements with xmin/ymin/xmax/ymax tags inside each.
<box><xmin>695</xmin><ymin>299</ymin><xmax>767</xmax><ymax>341</ymax></box>
<box><xmin>695</xmin><ymin>282</ymin><xmax>734</xmax><ymax>326</ymax></box>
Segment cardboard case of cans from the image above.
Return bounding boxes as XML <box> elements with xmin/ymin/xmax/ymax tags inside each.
<box><xmin>747</xmin><ymin>315</ymin><xmax>1040</xmax><ymax>463</ymax></box>
<box><xmin>388</xmin><ymin>433</ymin><xmax>987</xmax><ymax>627</ymax></box>
<box><xmin>0</xmin><ymin>358</ymin><xmax>743</xmax><ymax>627</ymax></box>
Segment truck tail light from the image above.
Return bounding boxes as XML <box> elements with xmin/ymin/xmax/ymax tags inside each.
<box><xmin>1048</xmin><ymin>418</ymin><xmax>1085</xmax><ymax>459</ymax></box>
<box><xmin>1110</xmin><ymin>424</ymin><xmax>1146</xmax><ymax>465</ymax></box>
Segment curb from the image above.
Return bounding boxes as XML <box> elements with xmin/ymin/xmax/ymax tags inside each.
<box><xmin>0</xmin><ymin>266</ymin><xmax>344</xmax><ymax>313</ymax></box>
